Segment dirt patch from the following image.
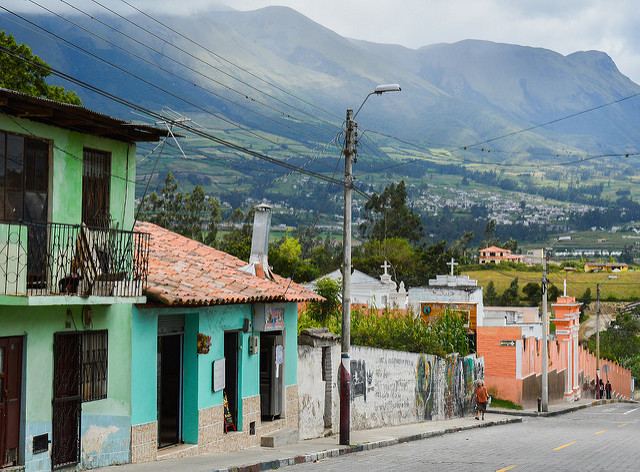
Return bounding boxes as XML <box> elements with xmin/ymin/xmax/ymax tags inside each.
<box><xmin>578</xmin><ymin>301</ymin><xmax>626</xmax><ymax>341</ymax></box>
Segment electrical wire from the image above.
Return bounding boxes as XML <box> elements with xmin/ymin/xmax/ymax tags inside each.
<box><xmin>0</xmin><ymin>45</ymin><xmax>370</xmax><ymax>199</ymax></box>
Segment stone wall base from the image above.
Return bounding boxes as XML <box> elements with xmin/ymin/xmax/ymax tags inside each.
<box><xmin>131</xmin><ymin>386</ymin><xmax>299</xmax><ymax>464</ymax></box>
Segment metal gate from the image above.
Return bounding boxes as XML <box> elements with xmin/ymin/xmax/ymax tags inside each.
<box><xmin>52</xmin><ymin>332</ymin><xmax>81</xmax><ymax>469</ymax></box>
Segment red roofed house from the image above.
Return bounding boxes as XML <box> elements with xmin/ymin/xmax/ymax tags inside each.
<box><xmin>478</xmin><ymin>246</ymin><xmax>524</xmax><ymax>264</ymax></box>
<box><xmin>129</xmin><ymin>205</ymin><xmax>320</xmax><ymax>463</ymax></box>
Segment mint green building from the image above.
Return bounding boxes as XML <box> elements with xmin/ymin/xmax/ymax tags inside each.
<box><xmin>0</xmin><ymin>88</ymin><xmax>164</xmax><ymax>471</ymax></box>
<box><xmin>129</xmin><ymin>220</ymin><xmax>319</xmax><ymax>462</ymax></box>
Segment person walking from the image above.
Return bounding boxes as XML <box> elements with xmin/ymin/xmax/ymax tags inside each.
<box><xmin>599</xmin><ymin>379</ymin><xmax>605</xmax><ymax>400</ymax></box>
<box><xmin>473</xmin><ymin>380</ymin><xmax>489</xmax><ymax>420</ymax></box>
<box><xmin>605</xmin><ymin>380</ymin><xmax>612</xmax><ymax>399</ymax></box>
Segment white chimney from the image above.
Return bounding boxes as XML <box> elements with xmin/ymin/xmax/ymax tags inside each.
<box><xmin>241</xmin><ymin>204</ymin><xmax>273</xmax><ymax>279</ymax></box>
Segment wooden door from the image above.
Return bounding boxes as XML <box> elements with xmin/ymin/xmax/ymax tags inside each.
<box><xmin>0</xmin><ymin>336</ymin><xmax>23</xmax><ymax>467</ymax></box>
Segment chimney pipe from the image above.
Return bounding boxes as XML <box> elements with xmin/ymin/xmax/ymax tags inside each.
<box><xmin>242</xmin><ymin>203</ymin><xmax>272</xmax><ymax>279</ymax></box>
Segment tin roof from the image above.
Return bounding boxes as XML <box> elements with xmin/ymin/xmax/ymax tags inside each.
<box><xmin>0</xmin><ymin>87</ymin><xmax>167</xmax><ymax>143</ymax></box>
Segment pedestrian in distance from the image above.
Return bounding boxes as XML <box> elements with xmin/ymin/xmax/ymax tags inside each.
<box><xmin>473</xmin><ymin>380</ymin><xmax>488</xmax><ymax>420</ymax></box>
<box><xmin>606</xmin><ymin>380</ymin><xmax>612</xmax><ymax>399</ymax></box>
<box><xmin>599</xmin><ymin>379</ymin><xmax>605</xmax><ymax>400</ymax></box>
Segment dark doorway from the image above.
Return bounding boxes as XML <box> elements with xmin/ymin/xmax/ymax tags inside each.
<box><xmin>157</xmin><ymin>334</ymin><xmax>183</xmax><ymax>448</ymax></box>
<box><xmin>0</xmin><ymin>336</ymin><xmax>23</xmax><ymax>468</ymax></box>
<box><xmin>52</xmin><ymin>332</ymin><xmax>81</xmax><ymax>469</ymax></box>
<box><xmin>260</xmin><ymin>332</ymin><xmax>284</xmax><ymax>421</ymax></box>
<box><xmin>223</xmin><ymin>331</ymin><xmax>238</xmax><ymax>433</ymax></box>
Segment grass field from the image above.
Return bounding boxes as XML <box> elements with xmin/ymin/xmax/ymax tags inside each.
<box><xmin>463</xmin><ymin>267</ymin><xmax>640</xmax><ymax>301</ymax></box>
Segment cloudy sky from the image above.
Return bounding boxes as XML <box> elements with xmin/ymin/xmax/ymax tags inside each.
<box><xmin>6</xmin><ymin>0</ymin><xmax>640</xmax><ymax>83</ymax></box>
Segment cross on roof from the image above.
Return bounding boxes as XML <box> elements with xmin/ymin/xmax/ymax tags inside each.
<box><xmin>447</xmin><ymin>257</ymin><xmax>458</xmax><ymax>276</ymax></box>
<box><xmin>381</xmin><ymin>260</ymin><xmax>391</xmax><ymax>275</ymax></box>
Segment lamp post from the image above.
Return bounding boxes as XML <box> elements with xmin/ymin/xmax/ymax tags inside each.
<box><xmin>596</xmin><ymin>274</ymin><xmax>617</xmax><ymax>399</ymax></box>
<box><xmin>340</xmin><ymin>84</ymin><xmax>401</xmax><ymax>446</ymax></box>
<box><xmin>541</xmin><ymin>235</ymin><xmax>570</xmax><ymax>412</ymax></box>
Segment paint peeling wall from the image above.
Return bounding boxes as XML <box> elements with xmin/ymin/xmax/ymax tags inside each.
<box><xmin>298</xmin><ymin>345</ymin><xmax>484</xmax><ymax>437</ymax></box>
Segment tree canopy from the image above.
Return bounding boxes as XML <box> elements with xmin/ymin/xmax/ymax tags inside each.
<box><xmin>359</xmin><ymin>180</ymin><xmax>424</xmax><ymax>243</ymax></box>
<box><xmin>0</xmin><ymin>31</ymin><xmax>81</xmax><ymax>105</ymax></box>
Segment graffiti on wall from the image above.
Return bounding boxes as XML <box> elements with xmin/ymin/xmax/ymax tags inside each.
<box><xmin>416</xmin><ymin>353</ymin><xmax>484</xmax><ymax>421</ymax></box>
<box><xmin>351</xmin><ymin>359</ymin><xmax>367</xmax><ymax>401</ymax></box>
<box><xmin>416</xmin><ymin>355</ymin><xmax>435</xmax><ymax>420</ymax></box>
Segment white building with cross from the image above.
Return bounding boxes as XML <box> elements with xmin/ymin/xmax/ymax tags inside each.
<box><xmin>303</xmin><ymin>261</ymin><xmax>407</xmax><ymax>310</ymax></box>
<box><xmin>407</xmin><ymin>259</ymin><xmax>485</xmax><ymax>332</ymax></box>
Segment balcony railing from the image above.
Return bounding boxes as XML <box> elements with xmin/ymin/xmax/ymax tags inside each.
<box><xmin>0</xmin><ymin>221</ymin><xmax>149</xmax><ymax>297</ymax></box>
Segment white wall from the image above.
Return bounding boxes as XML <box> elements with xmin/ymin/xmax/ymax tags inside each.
<box><xmin>298</xmin><ymin>344</ymin><xmax>484</xmax><ymax>437</ymax></box>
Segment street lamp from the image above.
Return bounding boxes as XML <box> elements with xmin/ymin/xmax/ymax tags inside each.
<box><xmin>340</xmin><ymin>83</ymin><xmax>401</xmax><ymax>446</ymax></box>
<box><xmin>541</xmin><ymin>235</ymin><xmax>570</xmax><ymax>412</ymax></box>
<box><xmin>596</xmin><ymin>274</ymin><xmax>617</xmax><ymax>399</ymax></box>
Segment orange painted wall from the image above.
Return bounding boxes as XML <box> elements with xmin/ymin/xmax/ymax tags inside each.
<box><xmin>477</xmin><ymin>326</ymin><xmax>633</xmax><ymax>404</ymax></box>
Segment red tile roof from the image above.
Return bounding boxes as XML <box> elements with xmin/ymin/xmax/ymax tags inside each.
<box><xmin>136</xmin><ymin>221</ymin><xmax>322</xmax><ymax>307</ymax></box>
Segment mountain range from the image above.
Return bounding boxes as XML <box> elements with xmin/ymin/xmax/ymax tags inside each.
<box><xmin>3</xmin><ymin>5</ymin><xmax>640</xmax><ymax>167</ymax></box>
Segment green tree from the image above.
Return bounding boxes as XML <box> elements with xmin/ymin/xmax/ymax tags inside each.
<box><xmin>577</xmin><ymin>287</ymin><xmax>593</xmax><ymax>322</ymax></box>
<box><xmin>522</xmin><ymin>282</ymin><xmax>541</xmax><ymax>307</ymax></box>
<box><xmin>484</xmin><ymin>281</ymin><xmax>499</xmax><ymax>305</ymax></box>
<box><xmin>217</xmin><ymin>208</ymin><xmax>255</xmax><ymax>261</ymax></box>
<box><xmin>0</xmin><ymin>31</ymin><xmax>81</xmax><ymax>104</ymax></box>
<box><xmin>499</xmin><ymin>278</ymin><xmax>520</xmax><ymax>306</ymax></box>
<box><xmin>359</xmin><ymin>180</ymin><xmax>424</xmax><ymax>243</ymax></box>
<box><xmin>137</xmin><ymin>172</ymin><xmax>221</xmax><ymax>245</ymax></box>
<box><xmin>587</xmin><ymin>311</ymin><xmax>640</xmax><ymax>379</ymax></box>
<box><xmin>303</xmin><ymin>277</ymin><xmax>341</xmax><ymax>329</ymax></box>
<box><xmin>269</xmin><ymin>231</ymin><xmax>302</xmax><ymax>278</ymax></box>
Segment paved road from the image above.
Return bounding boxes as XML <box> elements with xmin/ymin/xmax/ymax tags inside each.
<box><xmin>294</xmin><ymin>403</ymin><xmax>640</xmax><ymax>471</ymax></box>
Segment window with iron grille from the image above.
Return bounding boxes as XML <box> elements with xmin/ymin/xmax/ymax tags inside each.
<box><xmin>82</xmin><ymin>148</ymin><xmax>111</xmax><ymax>228</ymax></box>
<box><xmin>81</xmin><ymin>330</ymin><xmax>108</xmax><ymax>402</ymax></box>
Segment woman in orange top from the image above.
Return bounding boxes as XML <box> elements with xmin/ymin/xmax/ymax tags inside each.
<box><xmin>473</xmin><ymin>380</ymin><xmax>488</xmax><ymax>420</ymax></box>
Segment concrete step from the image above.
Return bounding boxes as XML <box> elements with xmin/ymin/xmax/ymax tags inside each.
<box><xmin>260</xmin><ymin>428</ymin><xmax>299</xmax><ymax>448</ymax></box>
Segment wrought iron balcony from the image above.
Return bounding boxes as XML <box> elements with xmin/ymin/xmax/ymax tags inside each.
<box><xmin>0</xmin><ymin>221</ymin><xmax>149</xmax><ymax>297</ymax></box>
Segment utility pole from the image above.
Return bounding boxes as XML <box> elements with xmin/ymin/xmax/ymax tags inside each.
<box><xmin>340</xmin><ymin>108</ymin><xmax>355</xmax><ymax>446</ymax></box>
<box><xmin>338</xmin><ymin>84</ymin><xmax>400</xmax><ymax>446</ymax></box>
<box><xmin>596</xmin><ymin>282</ymin><xmax>601</xmax><ymax>399</ymax></box>
<box><xmin>541</xmin><ymin>248</ymin><xmax>549</xmax><ymax>412</ymax></box>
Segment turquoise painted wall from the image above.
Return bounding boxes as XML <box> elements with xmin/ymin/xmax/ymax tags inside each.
<box><xmin>131</xmin><ymin>301</ymin><xmax>299</xmax><ymax>436</ymax></box>
<box><xmin>284</xmin><ymin>302</ymin><xmax>297</xmax><ymax>386</ymax></box>
<box><xmin>183</xmin><ymin>313</ymin><xmax>199</xmax><ymax>443</ymax></box>
<box><xmin>131</xmin><ymin>308</ymin><xmax>157</xmax><ymax>425</ymax></box>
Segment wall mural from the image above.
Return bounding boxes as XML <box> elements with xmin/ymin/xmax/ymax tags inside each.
<box><xmin>416</xmin><ymin>353</ymin><xmax>484</xmax><ymax>421</ymax></box>
<box><xmin>298</xmin><ymin>344</ymin><xmax>485</xmax><ymax>434</ymax></box>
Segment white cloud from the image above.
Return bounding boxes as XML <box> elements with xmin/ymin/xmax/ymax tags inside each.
<box><xmin>4</xmin><ymin>0</ymin><xmax>640</xmax><ymax>82</ymax></box>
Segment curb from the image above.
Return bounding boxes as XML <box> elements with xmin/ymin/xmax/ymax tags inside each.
<box><xmin>215</xmin><ymin>417</ymin><xmax>522</xmax><ymax>472</ymax></box>
<box><xmin>487</xmin><ymin>398</ymin><xmax>637</xmax><ymax>418</ymax></box>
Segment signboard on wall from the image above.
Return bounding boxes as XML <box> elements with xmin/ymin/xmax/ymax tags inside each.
<box><xmin>420</xmin><ymin>302</ymin><xmax>477</xmax><ymax>332</ymax></box>
<box><xmin>264</xmin><ymin>306</ymin><xmax>285</xmax><ymax>331</ymax></box>
<box><xmin>212</xmin><ymin>357</ymin><xmax>225</xmax><ymax>392</ymax></box>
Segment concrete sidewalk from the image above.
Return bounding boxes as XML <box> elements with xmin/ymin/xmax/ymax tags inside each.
<box><xmin>99</xmin><ymin>398</ymin><xmax>631</xmax><ymax>472</ymax></box>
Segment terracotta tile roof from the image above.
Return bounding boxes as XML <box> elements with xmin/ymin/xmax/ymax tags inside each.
<box><xmin>136</xmin><ymin>221</ymin><xmax>322</xmax><ymax>307</ymax></box>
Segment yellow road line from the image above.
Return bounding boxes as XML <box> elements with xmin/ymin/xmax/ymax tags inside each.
<box><xmin>496</xmin><ymin>466</ymin><xmax>517</xmax><ymax>472</ymax></box>
<box><xmin>554</xmin><ymin>441</ymin><xmax>576</xmax><ymax>451</ymax></box>
<box><xmin>594</xmin><ymin>430</ymin><xmax>607</xmax><ymax>435</ymax></box>
<box><xmin>619</xmin><ymin>423</ymin><xmax>628</xmax><ymax>427</ymax></box>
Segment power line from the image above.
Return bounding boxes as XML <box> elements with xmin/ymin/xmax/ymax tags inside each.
<box><xmin>0</xmin><ymin>45</ymin><xmax>370</xmax><ymax>199</ymax></box>
<box><xmin>7</xmin><ymin>3</ymin><xmax>333</xmax><ymax>148</ymax></box>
